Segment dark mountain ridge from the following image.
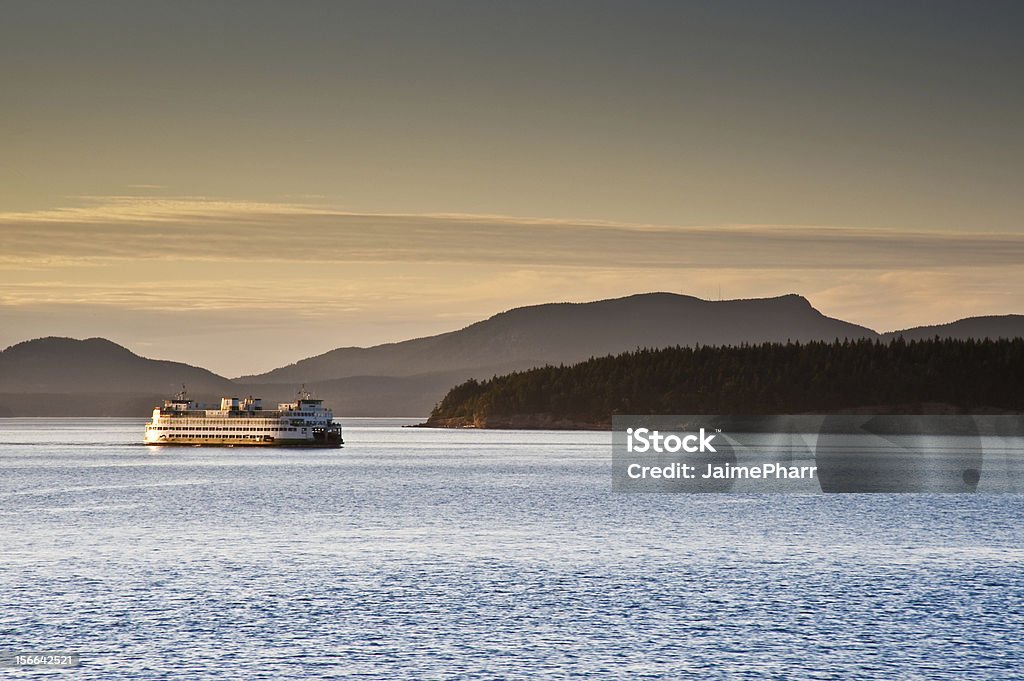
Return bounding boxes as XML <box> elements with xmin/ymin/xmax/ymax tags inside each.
<box><xmin>0</xmin><ymin>337</ymin><xmax>233</xmax><ymax>394</ymax></box>
<box><xmin>238</xmin><ymin>293</ymin><xmax>877</xmax><ymax>384</ymax></box>
<box><xmin>2</xmin><ymin>294</ymin><xmax>1023</xmax><ymax>416</ymax></box>
<box><xmin>882</xmin><ymin>315</ymin><xmax>1024</xmax><ymax>342</ymax></box>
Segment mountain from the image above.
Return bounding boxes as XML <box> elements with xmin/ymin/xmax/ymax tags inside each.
<box><xmin>235</xmin><ymin>369</ymin><xmax>499</xmax><ymax>418</ymax></box>
<box><xmin>884</xmin><ymin>315</ymin><xmax>1024</xmax><ymax>342</ymax></box>
<box><xmin>0</xmin><ymin>337</ymin><xmax>234</xmax><ymax>416</ymax></box>
<box><xmin>0</xmin><ymin>337</ymin><xmax>233</xmax><ymax>393</ymax></box>
<box><xmin>4</xmin><ymin>296</ymin><xmax>1023</xmax><ymax>418</ymax></box>
<box><xmin>239</xmin><ymin>293</ymin><xmax>877</xmax><ymax>385</ymax></box>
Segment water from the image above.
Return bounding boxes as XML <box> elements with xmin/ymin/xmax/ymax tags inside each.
<box><xmin>1</xmin><ymin>419</ymin><xmax>1022</xmax><ymax>679</ymax></box>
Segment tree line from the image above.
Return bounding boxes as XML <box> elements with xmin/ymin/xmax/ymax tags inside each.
<box><xmin>427</xmin><ymin>337</ymin><xmax>1024</xmax><ymax>426</ymax></box>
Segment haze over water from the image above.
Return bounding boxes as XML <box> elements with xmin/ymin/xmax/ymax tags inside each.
<box><xmin>2</xmin><ymin>419</ymin><xmax>1022</xmax><ymax>679</ymax></box>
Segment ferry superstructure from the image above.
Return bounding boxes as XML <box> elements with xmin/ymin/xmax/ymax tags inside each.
<box><xmin>144</xmin><ymin>390</ymin><xmax>343</xmax><ymax>447</ymax></box>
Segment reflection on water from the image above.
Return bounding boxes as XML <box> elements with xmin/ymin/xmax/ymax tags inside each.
<box><xmin>1</xmin><ymin>418</ymin><xmax>1022</xmax><ymax>679</ymax></box>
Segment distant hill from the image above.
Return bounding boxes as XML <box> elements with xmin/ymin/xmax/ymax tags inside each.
<box><xmin>0</xmin><ymin>337</ymin><xmax>234</xmax><ymax>416</ymax></box>
<box><xmin>0</xmin><ymin>337</ymin><xmax>233</xmax><ymax>393</ymax></box>
<box><xmin>3</xmin><ymin>295</ymin><xmax>1023</xmax><ymax>417</ymax></box>
<box><xmin>234</xmin><ymin>368</ymin><xmax>503</xmax><ymax>418</ymax></box>
<box><xmin>239</xmin><ymin>293</ymin><xmax>877</xmax><ymax>385</ymax></box>
<box><xmin>885</xmin><ymin>315</ymin><xmax>1024</xmax><ymax>342</ymax></box>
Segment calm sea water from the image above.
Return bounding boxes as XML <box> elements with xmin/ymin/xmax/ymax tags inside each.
<box><xmin>1</xmin><ymin>418</ymin><xmax>1022</xmax><ymax>679</ymax></box>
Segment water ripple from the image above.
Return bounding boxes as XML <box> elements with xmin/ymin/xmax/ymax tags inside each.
<box><xmin>0</xmin><ymin>419</ymin><xmax>1021</xmax><ymax>679</ymax></box>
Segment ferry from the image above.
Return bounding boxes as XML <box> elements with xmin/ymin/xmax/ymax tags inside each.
<box><xmin>144</xmin><ymin>388</ymin><xmax>343</xmax><ymax>447</ymax></box>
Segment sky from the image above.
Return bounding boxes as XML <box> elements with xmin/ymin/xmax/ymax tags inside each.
<box><xmin>1</xmin><ymin>1</ymin><xmax>1022</xmax><ymax>376</ymax></box>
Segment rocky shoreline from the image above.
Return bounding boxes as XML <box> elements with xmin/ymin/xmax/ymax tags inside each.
<box><xmin>418</xmin><ymin>403</ymin><xmax>1021</xmax><ymax>430</ymax></box>
<box><xmin>418</xmin><ymin>413</ymin><xmax>610</xmax><ymax>430</ymax></box>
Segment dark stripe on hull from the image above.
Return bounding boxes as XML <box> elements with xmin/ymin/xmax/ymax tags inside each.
<box><xmin>145</xmin><ymin>439</ymin><xmax>343</xmax><ymax>448</ymax></box>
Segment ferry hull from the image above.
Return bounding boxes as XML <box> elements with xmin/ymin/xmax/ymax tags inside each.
<box><xmin>145</xmin><ymin>438</ymin><xmax>343</xmax><ymax>447</ymax></box>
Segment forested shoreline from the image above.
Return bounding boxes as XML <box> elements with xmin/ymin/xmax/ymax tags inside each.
<box><xmin>424</xmin><ymin>338</ymin><xmax>1024</xmax><ymax>429</ymax></box>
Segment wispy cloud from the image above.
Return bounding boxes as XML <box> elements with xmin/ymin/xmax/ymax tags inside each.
<box><xmin>2</xmin><ymin>195</ymin><xmax>1022</xmax><ymax>375</ymax></box>
<box><xmin>3</xmin><ymin>195</ymin><xmax>1024</xmax><ymax>270</ymax></box>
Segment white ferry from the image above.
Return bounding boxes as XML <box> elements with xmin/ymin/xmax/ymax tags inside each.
<box><xmin>144</xmin><ymin>389</ymin><xmax>343</xmax><ymax>447</ymax></box>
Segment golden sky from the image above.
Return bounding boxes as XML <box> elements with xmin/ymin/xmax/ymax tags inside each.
<box><xmin>1</xmin><ymin>2</ymin><xmax>1022</xmax><ymax>375</ymax></box>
